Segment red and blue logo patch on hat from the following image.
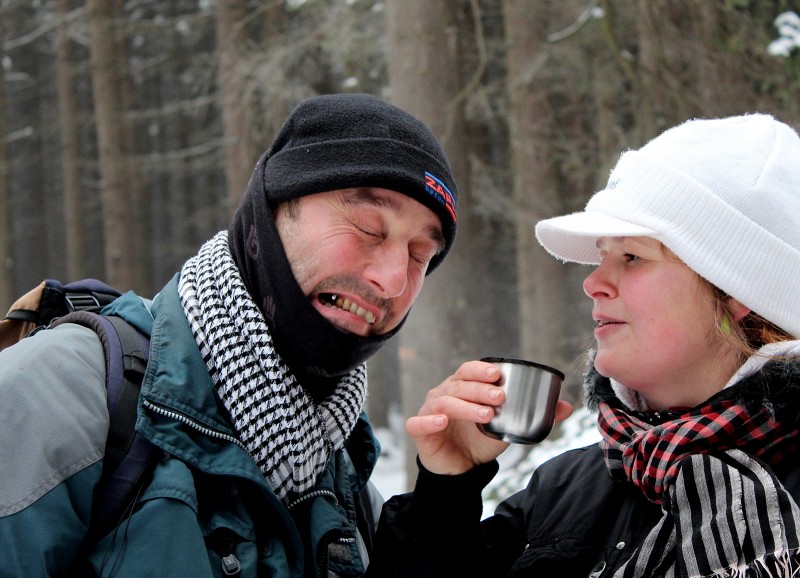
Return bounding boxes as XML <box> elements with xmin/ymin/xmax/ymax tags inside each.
<box><xmin>424</xmin><ymin>172</ymin><xmax>457</xmax><ymax>223</ymax></box>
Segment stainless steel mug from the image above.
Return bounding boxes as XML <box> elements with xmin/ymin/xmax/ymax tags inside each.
<box><xmin>477</xmin><ymin>357</ymin><xmax>564</xmax><ymax>444</ymax></box>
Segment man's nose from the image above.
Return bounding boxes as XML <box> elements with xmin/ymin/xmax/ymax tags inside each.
<box><xmin>364</xmin><ymin>243</ymin><xmax>408</xmax><ymax>298</ymax></box>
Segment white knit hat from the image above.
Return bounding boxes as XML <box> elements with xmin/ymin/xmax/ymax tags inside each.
<box><xmin>535</xmin><ymin>113</ymin><xmax>800</xmax><ymax>338</ymax></box>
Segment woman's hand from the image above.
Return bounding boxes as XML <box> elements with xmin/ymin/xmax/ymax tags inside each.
<box><xmin>406</xmin><ymin>360</ymin><xmax>573</xmax><ymax>475</ymax></box>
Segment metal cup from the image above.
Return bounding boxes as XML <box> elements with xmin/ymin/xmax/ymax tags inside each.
<box><xmin>477</xmin><ymin>357</ymin><xmax>564</xmax><ymax>444</ymax></box>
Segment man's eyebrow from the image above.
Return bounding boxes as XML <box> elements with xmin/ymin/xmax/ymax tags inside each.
<box><xmin>344</xmin><ymin>187</ymin><xmax>401</xmax><ymax>211</ymax></box>
<box><xmin>427</xmin><ymin>225</ymin><xmax>446</xmax><ymax>252</ymax></box>
<box><xmin>345</xmin><ymin>188</ymin><xmax>446</xmax><ymax>250</ymax></box>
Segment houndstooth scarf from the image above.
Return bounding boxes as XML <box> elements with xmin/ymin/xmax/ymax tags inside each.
<box><xmin>178</xmin><ymin>232</ymin><xmax>367</xmax><ymax>505</ymax></box>
<box><xmin>599</xmin><ymin>395</ymin><xmax>800</xmax><ymax>576</ymax></box>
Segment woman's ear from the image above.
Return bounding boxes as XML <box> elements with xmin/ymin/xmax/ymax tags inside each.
<box><xmin>727</xmin><ymin>297</ymin><xmax>751</xmax><ymax>322</ymax></box>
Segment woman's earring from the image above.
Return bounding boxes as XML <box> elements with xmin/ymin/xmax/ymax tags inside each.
<box><xmin>720</xmin><ymin>312</ymin><xmax>732</xmax><ymax>335</ymax></box>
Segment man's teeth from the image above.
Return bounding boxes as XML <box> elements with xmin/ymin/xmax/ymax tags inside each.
<box><xmin>327</xmin><ymin>295</ymin><xmax>376</xmax><ymax>324</ymax></box>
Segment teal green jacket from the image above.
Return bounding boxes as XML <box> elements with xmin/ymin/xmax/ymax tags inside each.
<box><xmin>0</xmin><ymin>275</ymin><xmax>381</xmax><ymax>577</ymax></box>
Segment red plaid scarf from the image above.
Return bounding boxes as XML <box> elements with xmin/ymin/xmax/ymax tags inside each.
<box><xmin>598</xmin><ymin>399</ymin><xmax>799</xmax><ymax>504</ymax></box>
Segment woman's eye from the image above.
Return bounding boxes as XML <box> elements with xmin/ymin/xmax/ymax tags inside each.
<box><xmin>623</xmin><ymin>253</ymin><xmax>640</xmax><ymax>262</ymax></box>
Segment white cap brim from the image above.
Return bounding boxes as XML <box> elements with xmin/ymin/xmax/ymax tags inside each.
<box><xmin>535</xmin><ymin>210</ymin><xmax>657</xmax><ymax>265</ymax></box>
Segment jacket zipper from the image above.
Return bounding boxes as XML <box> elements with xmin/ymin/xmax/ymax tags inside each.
<box><xmin>316</xmin><ymin>536</ymin><xmax>358</xmax><ymax>575</ymax></box>
<box><xmin>142</xmin><ymin>398</ymin><xmax>247</xmax><ymax>451</ymax></box>
<box><xmin>145</xmin><ymin>397</ymin><xmax>359</xmax><ymax>575</ymax></box>
<box><xmin>286</xmin><ymin>489</ymin><xmax>339</xmax><ymax>510</ymax></box>
<box><xmin>218</xmin><ymin>532</ymin><xmax>242</xmax><ymax>576</ymax></box>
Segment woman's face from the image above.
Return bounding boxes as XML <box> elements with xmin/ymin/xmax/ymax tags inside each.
<box><xmin>583</xmin><ymin>236</ymin><xmax>739</xmax><ymax>410</ymax></box>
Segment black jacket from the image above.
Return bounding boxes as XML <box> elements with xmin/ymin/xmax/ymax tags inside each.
<box><xmin>367</xmin><ymin>358</ymin><xmax>800</xmax><ymax>578</ymax></box>
<box><xmin>368</xmin><ymin>444</ymin><xmax>800</xmax><ymax>578</ymax></box>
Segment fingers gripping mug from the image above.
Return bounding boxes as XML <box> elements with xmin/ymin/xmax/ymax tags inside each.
<box><xmin>477</xmin><ymin>357</ymin><xmax>564</xmax><ymax>445</ymax></box>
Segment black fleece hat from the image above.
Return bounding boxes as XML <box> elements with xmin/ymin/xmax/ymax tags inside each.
<box><xmin>262</xmin><ymin>93</ymin><xmax>459</xmax><ymax>272</ymax></box>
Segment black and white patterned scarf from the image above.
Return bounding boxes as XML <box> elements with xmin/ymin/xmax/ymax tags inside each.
<box><xmin>177</xmin><ymin>232</ymin><xmax>367</xmax><ymax>504</ymax></box>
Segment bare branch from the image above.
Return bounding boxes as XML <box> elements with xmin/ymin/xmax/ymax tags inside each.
<box><xmin>547</xmin><ymin>0</ymin><xmax>601</xmax><ymax>43</ymax></box>
<box><xmin>3</xmin><ymin>6</ymin><xmax>85</xmax><ymax>51</ymax></box>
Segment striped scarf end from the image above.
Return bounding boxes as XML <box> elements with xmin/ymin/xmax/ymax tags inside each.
<box><xmin>707</xmin><ymin>550</ymin><xmax>800</xmax><ymax>577</ymax></box>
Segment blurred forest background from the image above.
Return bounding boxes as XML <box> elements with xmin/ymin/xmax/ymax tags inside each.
<box><xmin>2</xmin><ymin>0</ymin><xmax>800</xmax><ymax>485</ymax></box>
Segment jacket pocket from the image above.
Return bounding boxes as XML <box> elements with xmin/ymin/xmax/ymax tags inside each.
<box><xmin>507</xmin><ymin>538</ymin><xmax>598</xmax><ymax>577</ymax></box>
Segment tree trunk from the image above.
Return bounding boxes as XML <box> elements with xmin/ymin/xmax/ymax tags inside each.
<box><xmin>0</xmin><ymin>10</ymin><xmax>13</xmax><ymax>308</ymax></box>
<box><xmin>215</xmin><ymin>0</ymin><xmax>255</xmax><ymax>215</ymax></box>
<box><xmin>55</xmin><ymin>0</ymin><xmax>85</xmax><ymax>281</ymax></box>
<box><xmin>635</xmin><ymin>0</ymin><xmax>664</xmax><ymax>137</ymax></box>
<box><xmin>87</xmin><ymin>0</ymin><xmax>147</xmax><ymax>291</ymax></box>
<box><xmin>114</xmin><ymin>0</ymin><xmax>151</xmax><ymax>292</ymax></box>
<box><xmin>503</xmin><ymin>0</ymin><xmax>571</xmax><ymax>382</ymax></box>
<box><xmin>388</xmin><ymin>0</ymin><xmax>505</xmax><ymax>489</ymax></box>
<box><xmin>366</xmin><ymin>341</ymin><xmax>401</xmax><ymax>430</ymax></box>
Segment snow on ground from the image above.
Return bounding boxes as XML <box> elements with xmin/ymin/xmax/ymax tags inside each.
<box><xmin>371</xmin><ymin>405</ymin><xmax>602</xmax><ymax>518</ymax></box>
<box><xmin>370</xmin><ymin>407</ymin><xmax>410</xmax><ymax>500</ymax></box>
<box><xmin>371</xmin><ymin>424</ymin><xmax>409</xmax><ymax>499</ymax></box>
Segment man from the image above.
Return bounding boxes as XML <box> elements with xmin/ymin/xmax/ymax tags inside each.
<box><xmin>0</xmin><ymin>93</ymin><xmax>458</xmax><ymax>577</ymax></box>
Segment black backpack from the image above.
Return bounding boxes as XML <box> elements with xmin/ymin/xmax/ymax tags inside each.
<box><xmin>0</xmin><ymin>279</ymin><xmax>159</xmax><ymax>553</ymax></box>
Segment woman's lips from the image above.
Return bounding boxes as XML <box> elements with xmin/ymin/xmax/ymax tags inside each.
<box><xmin>594</xmin><ymin>318</ymin><xmax>624</xmax><ymax>336</ymax></box>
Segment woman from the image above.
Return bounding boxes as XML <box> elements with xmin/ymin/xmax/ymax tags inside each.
<box><xmin>367</xmin><ymin>113</ymin><xmax>800</xmax><ymax>577</ymax></box>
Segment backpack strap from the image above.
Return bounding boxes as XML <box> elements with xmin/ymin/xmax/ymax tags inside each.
<box><xmin>4</xmin><ymin>278</ymin><xmax>121</xmax><ymax>323</ymax></box>
<box><xmin>50</xmin><ymin>311</ymin><xmax>160</xmax><ymax>546</ymax></box>
<box><xmin>353</xmin><ymin>481</ymin><xmax>377</xmax><ymax>556</ymax></box>
<box><xmin>1</xmin><ymin>279</ymin><xmax>122</xmax><ymax>352</ymax></box>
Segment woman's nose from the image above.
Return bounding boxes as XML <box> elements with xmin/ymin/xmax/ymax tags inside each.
<box><xmin>583</xmin><ymin>261</ymin><xmax>616</xmax><ymax>299</ymax></box>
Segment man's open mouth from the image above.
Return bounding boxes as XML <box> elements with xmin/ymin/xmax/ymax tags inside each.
<box><xmin>319</xmin><ymin>293</ymin><xmax>376</xmax><ymax>324</ymax></box>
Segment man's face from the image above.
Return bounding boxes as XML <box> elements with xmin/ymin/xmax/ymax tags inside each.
<box><xmin>274</xmin><ymin>188</ymin><xmax>445</xmax><ymax>337</ymax></box>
